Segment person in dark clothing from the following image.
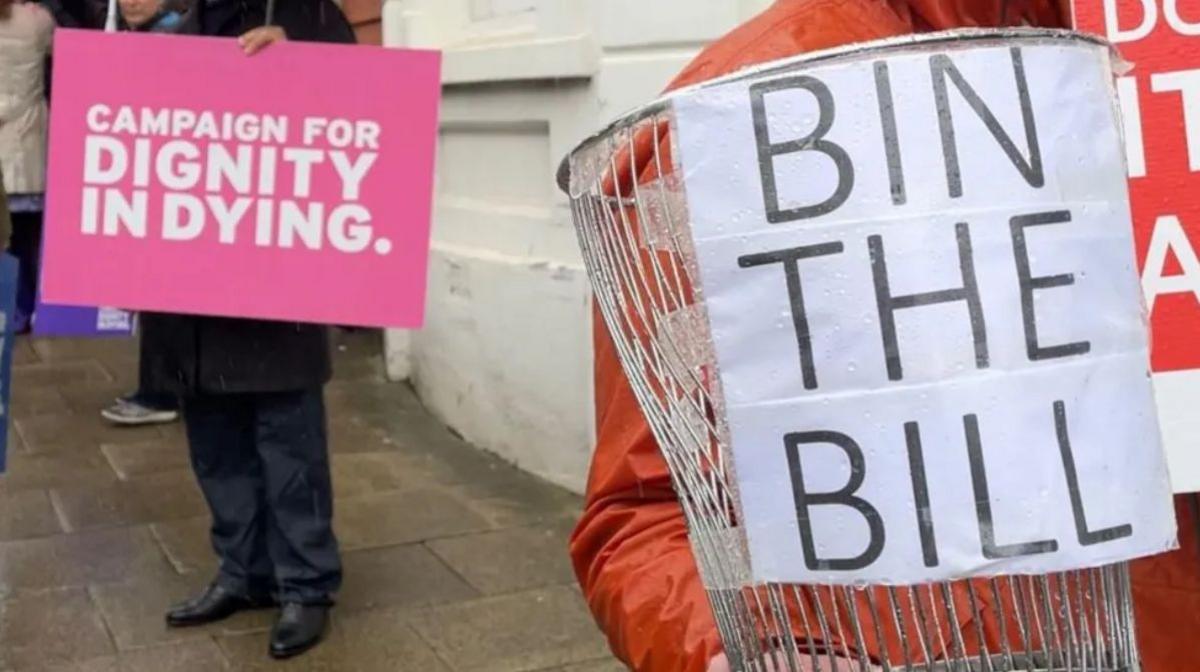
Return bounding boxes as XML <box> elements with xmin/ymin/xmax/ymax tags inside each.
<box><xmin>99</xmin><ymin>0</ymin><xmax>183</xmax><ymax>428</ymax></box>
<box><xmin>188</xmin><ymin>0</ymin><xmax>352</xmax><ymax>44</ymax></box>
<box><xmin>36</xmin><ymin>0</ymin><xmax>101</xmax><ymax>28</ymax></box>
<box><xmin>148</xmin><ymin>0</ymin><xmax>356</xmax><ymax>660</ymax></box>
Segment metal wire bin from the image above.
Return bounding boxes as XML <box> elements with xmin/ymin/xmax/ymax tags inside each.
<box><xmin>559</xmin><ymin>29</ymin><xmax>1143</xmax><ymax>672</ymax></box>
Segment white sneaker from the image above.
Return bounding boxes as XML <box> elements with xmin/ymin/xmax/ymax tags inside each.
<box><xmin>101</xmin><ymin>399</ymin><xmax>180</xmax><ymax>426</ymax></box>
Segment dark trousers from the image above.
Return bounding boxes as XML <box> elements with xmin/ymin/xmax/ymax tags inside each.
<box><xmin>8</xmin><ymin>211</ymin><xmax>42</xmax><ymax>323</ymax></box>
<box><xmin>133</xmin><ymin>337</ymin><xmax>179</xmax><ymax>411</ymax></box>
<box><xmin>129</xmin><ymin>390</ymin><xmax>179</xmax><ymax>411</ymax></box>
<box><xmin>184</xmin><ymin>388</ymin><xmax>342</xmax><ymax>604</ymax></box>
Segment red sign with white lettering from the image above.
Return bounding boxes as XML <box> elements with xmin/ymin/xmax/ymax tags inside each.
<box><xmin>1073</xmin><ymin>0</ymin><xmax>1200</xmax><ymax>372</ymax></box>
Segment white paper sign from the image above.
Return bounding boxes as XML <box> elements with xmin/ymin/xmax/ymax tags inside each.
<box><xmin>672</xmin><ymin>37</ymin><xmax>1178</xmax><ymax>585</ymax></box>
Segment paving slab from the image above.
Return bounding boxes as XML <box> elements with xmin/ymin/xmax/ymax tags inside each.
<box><xmin>426</xmin><ymin>524</ymin><xmax>577</xmax><ymax>595</ymax></box>
<box><xmin>10</xmin><ymin>385</ymin><xmax>70</xmax><ymax>420</ymax></box>
<box><xmin>0</xmin><ymin>588</ymin><xmax>115</xmax><ymax>669</ymax></box>
<box><xmin>149</xmin><ymin>517</ymin><xmax>214</xmax><ymax>576</ymax></box>
<box><xmin>555</xmin><ymin>661</ymin><xmax>629</xmax><ymax>672</ymax></box>
<box><xmin>406</xmin><ymin>586</ymin><xmax>612</xmax><ymax>672</ymax></box>
<box><xmin>329</xmin><ymin>451</ymin><xmax>423</xmax><ymax>499</ymax></box>
<box><xmin>21</xmin><ymin>639</ymin><xmax>231</xmax><ymax>672</ymax></box>
<box><xmin>0</xmin><ymin>526</ymin><xmax>173</xmax><ymax>593</ymax></box>
<box><xmin>10</xmin><ymin>360</ymin><xmax>114</xmax><ymax>388</ymax></box>
<box><xmin>0</xmin><ymin>450</ymin><xmax>118</xmax><ymax>493</ymax></box>
<box><xmin>16</xmin><ymin>414</ymin><xmax>161</xmax><ymax>455</ymax></box>
<box><xmin>100</xmin><ymin>440</ymin><xmax>192</xmax><ymax>480</ymax></box>
<box><xmin>49</xmin><ymin>470</ymin><xmax>207</xmax><ymax>532</ymax></box>
<box><xmin>334</xmin><ymin>488</ymin><xmax>493</xmax><ymax>551</ymax></box>
<box><xmin>0</xmin><ymin>489</ymin><xmax>63</xmax><ymax>541</ymax></box>
<box><xmin>337</xmin><ymin>543</ymin><xmax>479</xmax><ymax>613</ymax></box>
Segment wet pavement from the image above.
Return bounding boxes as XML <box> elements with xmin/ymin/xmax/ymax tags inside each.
<box><xmin>0</xmin><ymin>331</ymin><xmax>622</xmax><ymax>672</ymax></box>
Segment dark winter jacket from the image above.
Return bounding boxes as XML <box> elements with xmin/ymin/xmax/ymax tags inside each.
<box><xmin>182</xmin><ymin>0</ymin><xmax>355</xmax><ymax>41</ymax></box>
<box><xmin>36</xmin><ymin>0</ymin><xmax>102</xmax><ymax>29</ymax></box>
<box><xmin>139</xmin><ymin>0</ymin><xmax>355</xmax><ymax>396</ymax></box>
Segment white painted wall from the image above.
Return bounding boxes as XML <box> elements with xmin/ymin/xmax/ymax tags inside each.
<box><xmin>382</xmin><ymin>0</ymin><xmax>772</xmax><ymax>492</ymax></box>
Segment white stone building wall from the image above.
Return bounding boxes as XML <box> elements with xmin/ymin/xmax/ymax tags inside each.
<box><xmin>382</xmin><ymin>0</ymin><xmax>772</xmax><ymax>492</ymax></box>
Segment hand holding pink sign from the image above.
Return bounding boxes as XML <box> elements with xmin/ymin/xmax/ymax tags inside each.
<box><xmin>43</xmin><ymin>30</ymin><xmax>441</xmax><ymax>328</ymax></box>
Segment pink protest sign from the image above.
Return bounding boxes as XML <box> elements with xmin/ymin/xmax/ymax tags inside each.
<box><xmin>42</xmin><ymin>30</ymin><xmax>440</xmax><ymax>328</ymax></box>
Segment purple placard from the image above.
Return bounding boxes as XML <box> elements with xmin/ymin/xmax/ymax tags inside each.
<box><xmin>33</xmin><ymin>302</ymin><xmax>134</xmax><ymax>338</ymax></box>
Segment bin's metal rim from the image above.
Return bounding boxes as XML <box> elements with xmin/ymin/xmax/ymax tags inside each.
<box><xmin>555</xmin><ymin>27</ymin><xmax>1111</xmax><ymax>195</ymax></box>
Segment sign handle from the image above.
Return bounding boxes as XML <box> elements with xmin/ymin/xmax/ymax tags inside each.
<box><xmin>265</xmin><ymin>0</ymin><xmax>277</xmax><ymax>26</ymax></box>
<box><xmin>103</xmin><ymin>0</ymin><xmax>118</xmax><ymax>32</ymax></box>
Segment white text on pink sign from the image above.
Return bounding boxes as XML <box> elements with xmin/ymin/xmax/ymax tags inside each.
<box><xmin>80</xmin><ymin>104</ymin><xmax>391</xmax><ymax>255</ymax></box>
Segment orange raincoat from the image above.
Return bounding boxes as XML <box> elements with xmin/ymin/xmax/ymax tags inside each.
<box><xmin>569</xmin><ymin>2</ymin><xmax>1200</xmax><ymax>671</ymax></box>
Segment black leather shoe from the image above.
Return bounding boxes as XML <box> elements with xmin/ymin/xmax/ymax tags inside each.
<box><xmin>165</xmin><ymin>584</ymin><xmax>271</xmax><ymax>628</ymax></box>
<box><xmin>269</xmin><ymin>603</ymin><xmax>330</xmax><ymax>659</ymax></box>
